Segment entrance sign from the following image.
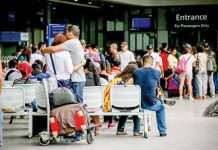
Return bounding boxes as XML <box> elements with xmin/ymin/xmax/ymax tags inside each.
<box><xmin>167</xmin><ymin>8</ymin><xmax>217</xmax><ymax>30</ymax></box>
<box><xmin>173</xmin><ymin>13</ymin><xmax>209</xmax><ymax>29</ymax></box>
<box><xmin>176</xmin><ymin>14</ymin><xmax>207</xmax><ymax>21</ymax></box>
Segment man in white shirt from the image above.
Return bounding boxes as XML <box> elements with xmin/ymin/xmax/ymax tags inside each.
<box><xmin>119</xmin><ymin>41</ymin><xmax>135</xmax><ymax>71</ymax></box>
<box><xmin>37</xmin><ymin>41</ymin><xmax>46</xmax><ymax>55</ymax></box>
<box><xmin>4</xmin><ymin>59</ymin><xmax>22</xmax><ymax>81</ymax></box>
<box><xmin>144</xmin><ymin>44</ymin><xmax>164</xmax><ymax>77</ymax></box>
<box><xmin>30</xmin><ymin>46</ymin><xmax>45</xmax><ymax>65</ymax></box>
<box><xmin>42</xmin><ymin>25</ymin><xmax>86</xmax><ymax>103</ymax></box>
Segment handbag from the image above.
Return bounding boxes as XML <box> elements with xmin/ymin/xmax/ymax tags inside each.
<box><xmin>49</xmin><ymin>87</ymin><xmax>77</xmax><ymax>109</ymax></box>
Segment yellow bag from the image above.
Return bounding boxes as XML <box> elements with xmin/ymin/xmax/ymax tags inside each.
<box><xmin>103</xmin><ymin>78</ymin><xmax>122</xmax><ymax>112</ymax></box>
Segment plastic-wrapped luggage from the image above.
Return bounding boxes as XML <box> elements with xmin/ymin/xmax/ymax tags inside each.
<box><xmin>50</xmin><ymin>104</ymin><xmax>88</xmax><ymax>135</ymax></box>
<box><xmin>39</xmin><ymin>103</ymin><xmax>95</xmax><ymax>146</ymax></box>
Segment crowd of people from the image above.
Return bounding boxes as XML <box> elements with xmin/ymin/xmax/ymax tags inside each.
<box><xmin>0</xmin><ymin>24</ymin><xmax>218</xmax><ymax>147</ymax></box>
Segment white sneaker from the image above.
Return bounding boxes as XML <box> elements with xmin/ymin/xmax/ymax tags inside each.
<box><xmin>189</xmin><ymin>96</ymin><xmax>194</xmax><ymax>101</ymax></box>
<box><xmin>179</xmin><ymin>96</ymin><xmax>183</xmax><ymax>101</ymax></box>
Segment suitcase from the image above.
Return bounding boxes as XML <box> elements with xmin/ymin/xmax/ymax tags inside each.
<box><xmin>32</xmin><ymin>116</ymin><xmax>47</xmax><ymax>136</ymax></box>
<box><xmin>167</xmin><ymin>77</ymin><xmax>179</xmax><ymax>98</ymax></box>
<box><xmin>50</xmin><ymin>115</ymin><xmax>60</xmax><ymax>138</ymax></box>
<box><xmin>51</xmin><ymin>104</ymin><xmax>88</xmax><ymax>134</ymax></box>
<box><xmin>74</xmin><ymin>110</ymin><xmax>86</xmax><ymax>131</ymax></box>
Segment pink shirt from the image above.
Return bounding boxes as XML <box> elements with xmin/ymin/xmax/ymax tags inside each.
<box><xmin>89</xmin><ymin>50</ymin><xmax>101</xmax><ymax>62</ymax></box>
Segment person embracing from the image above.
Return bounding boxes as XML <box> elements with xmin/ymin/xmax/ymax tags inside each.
<box><xmin>42</xmin><ymin>25</ymin><xmax>86</xmax><ymax>103</ymax></box>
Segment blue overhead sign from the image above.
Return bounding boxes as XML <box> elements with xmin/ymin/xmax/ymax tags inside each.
<box><xmin>46</xmin><ymin>24</ymin><xmax>67</xmax><ymax>46</ymax></box>
<box><xmin>0</xmin><ymin>32</ymin><xmax>29</xmax><ymax>42</ymax></box>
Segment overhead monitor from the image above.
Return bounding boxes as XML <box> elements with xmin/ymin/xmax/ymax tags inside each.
<box><xmin>132</xmin><ymin>18</ymin><xmax>151</xmax><ymax>29</ymax></box>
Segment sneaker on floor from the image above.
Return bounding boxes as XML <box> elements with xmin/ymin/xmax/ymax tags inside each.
<box><xmin>108</xmin><ymin>123</ymin><xmax>115</xmax><ymax>128</ymax></box>
<box><xmin>179</xmin><ymin>96</ymin><xmax>183</xmax><ymax>101</ymax></box>
<box><xmin>164</xmin><ymin>99</ymin><xmax>176</xmax><ymax>106</ymax></box>
<box><xmin>116</xmin><ymin>131</ymin><xmax>129</xmax><ymax>135</ymax></box>
<box><xmin>189</xmin><ymin>96</ymin><xmax>194</xmax><ymax>101</ymax></box>
<box><xmin>133</xmin><ymin>132</ymin><xmax>143</xmax><ymax>136</ymax></box>
<box><xmin>211</xmin><ymin>95</ymin><xmax>215</xmax><ymax>98</ymax></box>
<box><xmin>160</xmin><ymin>133</ymin><xmax>167</xmax><ymax>137</ymax></box>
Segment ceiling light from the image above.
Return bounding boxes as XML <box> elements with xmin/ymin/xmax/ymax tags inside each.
<box><xmin>88</xmin><ymin>2</ymin><xmax>92</xmax><ymax>4</ymax></box>
<box><xmin>74</xmin><ymin>0</ymin><xmax>78</xmax><ymax>1</ymax></box>
<box><xmin>110</xmin><ymin>5</ymin><xmax>114</xmax><ymax>8</ymax></box>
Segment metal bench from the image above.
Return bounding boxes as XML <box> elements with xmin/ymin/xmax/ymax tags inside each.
<box><xmin>84</xmin><ymin>85</ymin><xmax>152</xmax><ymax>138</ymax></box>
<box><xmin>0</xmin><ymin>86</ymin><xmax>32</xmax><ymax>137</ymax></box>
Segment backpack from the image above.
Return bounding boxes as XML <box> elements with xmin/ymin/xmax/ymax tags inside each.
<box><xmin>49</xmin><ymin>87</ymin><xmax>77</xmax><ymax>110</ymax></box>
<box><xmin>175</xmin><ymin>55</ymin><xmax>192</xmax><ymax>73</ymax></box>
<box><xmin>207</xmin><ymin>54</ymin><xmax>217</xmax><ymax>72</ymax></box>
<box><xmin>85</xmin><ymin>72</ymin><xmax>96</xmax><ymax>86</ymax></box>
<box><xmin>85</xmin><ymin>71</ymin><xmax>101</xmax><ymax>86</ymax></box>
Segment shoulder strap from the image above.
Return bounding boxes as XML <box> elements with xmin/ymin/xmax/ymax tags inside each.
<box><xmin>196</xmin><ymin>53</ymin><xmax>199</xmax><ymax>61</ymax></box>
<box><xmin>50</xmin><ymin>54</ymin><xmax>56</xmax><ymax>75</ymax></box>
<box><xmin>5</xmin><ymin>70</ymin><xmax>16</xmax><ymax>80</ymax></box>
<box><xmin>50</xmin><ymin>54</ymin><xmax>67</xmax><ymax>88</ymax></box>
<box><xmin>24</xmin><ymin>76</ymin><xmax>31</xmax><ymax>84</ymax></box>
<box><xmin>186</xmin><ymin>55</ymin><xmax>192</xmax><ymax>62</ymax></box>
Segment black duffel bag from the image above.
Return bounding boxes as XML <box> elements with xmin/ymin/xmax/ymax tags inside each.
<box><xmin>49</xmin><ymin>87</ymin><xmax>78</xmax><ymax>109</ymax></box>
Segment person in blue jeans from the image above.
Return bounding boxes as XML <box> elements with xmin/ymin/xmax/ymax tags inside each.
<box><xmin>116</xmin><ymin>63</ymin><xmax>142</xmax><ymax>136</ymax></box>
<box><xmin>133</xmin><ymin>55</ymin><xmax>167</xmax><ymax>137</ymax></box>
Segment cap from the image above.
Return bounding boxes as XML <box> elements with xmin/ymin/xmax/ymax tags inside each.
<box><xmin>120</xmin><ymin>41</ymin><xmax>128</xmax><ymax>46</ymax></box>
<box><xmin>146</xmin><ymin>44</ymin><xmax>153</xmax><ymax>49</ymax></box>
<box><xmin>203</xmin><ymin>42</ymin><xmax>209</xmax><ymax>48</ymax></box>
<box><xmin>18</xmin><ymin>62</ymin><xmax>32</xmax><ymax>78</ymax></box>
<box><xmin>184</xmin><ymin>43</ymin><xmax>192</xmax><ymax>49</ymax></box>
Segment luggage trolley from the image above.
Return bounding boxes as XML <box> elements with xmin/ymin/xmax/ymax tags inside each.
<box><xmin>36</xmin><ymin>79</ymin><xmax>96</xmax><ymax>146</ymax></box>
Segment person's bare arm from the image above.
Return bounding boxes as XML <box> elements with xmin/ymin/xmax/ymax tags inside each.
<box><xmin>125</xmin><ymin>77</ymin><xmax>134</xmax><ymax>85</ymax></box>
<box><xmin>42</xmin><ymin>45</ymin><xmax>65</xmax><ymax>53</ymax></box>
<box><xmin>164</xmin><ymin>68</ymin><xmax>174</xmax><ymax>80</ymax></box>
<box><xmin>0</xmin><ymin>60</ymin><xmax>3</xmax><ymax>94</ymax></box>
<box><xmin>72</xmin><ymin>59</ymin><xmax>86</xmax><ymax>72</ymax></box>
<box><xmin>160</xmin><ymin>65</ymin><xmax>164</xmax><ymax>78</ymax></box>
